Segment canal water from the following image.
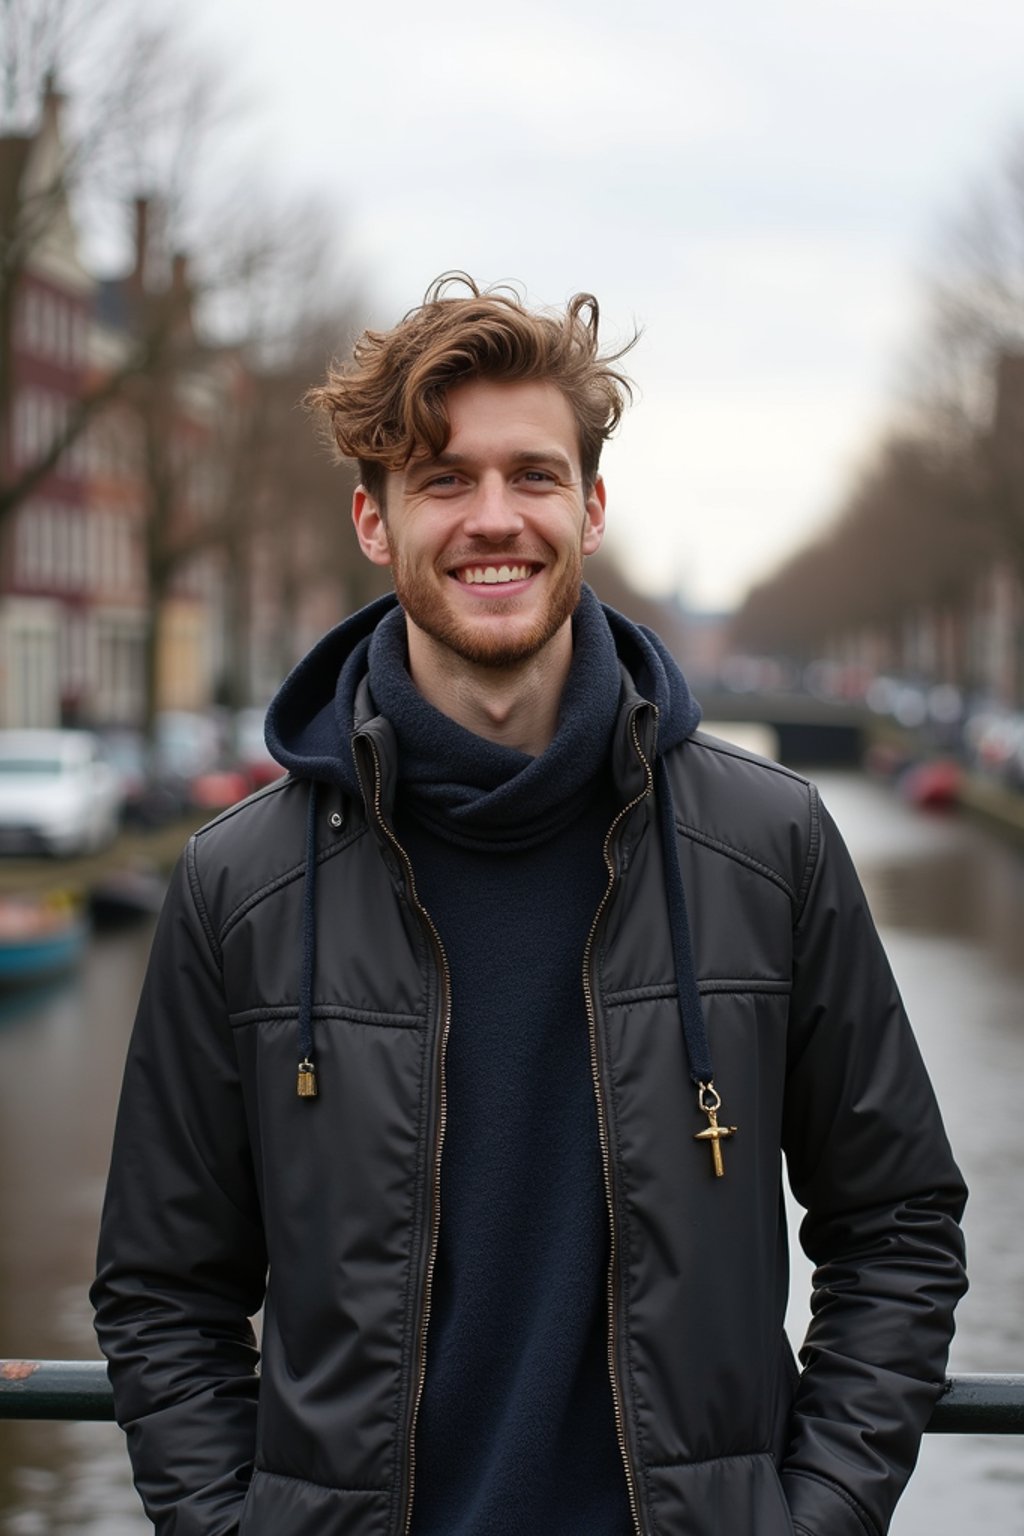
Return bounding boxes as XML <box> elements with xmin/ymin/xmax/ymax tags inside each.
<box><xmin>0</xmin><ymin>770</ymin><xmax>1022</xmax><ymax>1534</ymax></box>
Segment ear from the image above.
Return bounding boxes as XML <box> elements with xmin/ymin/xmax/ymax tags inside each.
<box><xmin>582</xmin><ymin>475</ymin><xmax>606</xmax><ymax>557</ymax></box>
<box><xmin>352</xmin><ymin>486</ymin><xmax>392</xmax><ymax>566</ymax></box>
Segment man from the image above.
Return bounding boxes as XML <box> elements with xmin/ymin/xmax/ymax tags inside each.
<box><xmin>93</xmin><ymin>275</ymin><xmax>967</xmax><ymax>1536</ymax></box>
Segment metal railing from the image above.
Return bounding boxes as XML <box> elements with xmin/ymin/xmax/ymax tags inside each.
<box><xmin>2</xmin><ymin>1361</ymin><xmax>1023</xmax><ymax>1433</ymax></box>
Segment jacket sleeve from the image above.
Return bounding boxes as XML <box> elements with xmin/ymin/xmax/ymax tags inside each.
<box><xmin>91</xmin><ymin>839</ymin><xmax>267</xmax><ymax>1536</ymax></box>
<box><xmin>780</xmin><ymin>791</ymin><xmax>967</xmax><ymax>1536</ymax></box>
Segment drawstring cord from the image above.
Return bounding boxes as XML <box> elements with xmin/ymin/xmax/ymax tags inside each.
<box><xmin>654</xmin><ymin>755</ymin><xmax>714</xmax><ymax>1086</ymax></box>
<box><xmin>654</xmin><ymin>754</ymin><xmax>737</xmax><ymax>1175</ymax></box>
<box><xmin>296</xmin><ymin>782</ymin><xmax>319</xmax><ymax>1098</ymax></box>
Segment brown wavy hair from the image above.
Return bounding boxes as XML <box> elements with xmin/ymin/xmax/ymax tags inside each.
<box><xmin>306</xmin><ymin>273</ymin><xmax>637</xmax><ymax>503</ymax></box>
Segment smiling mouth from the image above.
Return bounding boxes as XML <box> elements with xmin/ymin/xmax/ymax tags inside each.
<box><xmin>452</xmin><ymin>563</ymin><xmax>539</xmax><ymax>586</ymax></box>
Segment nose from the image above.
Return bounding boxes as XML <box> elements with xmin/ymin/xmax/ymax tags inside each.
<box><xmin>461</xmin><ymin>474</ymin><xmax>525</xmax><ymax>542</ymax></box>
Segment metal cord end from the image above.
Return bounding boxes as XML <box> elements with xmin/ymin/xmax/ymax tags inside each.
<box><xmin>297</xmin><ymin>1059</ymin><xmax>318</xmax><ymax>1099</ymax></box>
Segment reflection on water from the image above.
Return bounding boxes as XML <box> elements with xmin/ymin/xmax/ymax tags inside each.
<box><xmin>0</xmin><ymin>774</ymin><xmax>1022</xmax><ymax>1534</ymax></box>
<box><xmin>0</xmin><ymin>917</ymin><xmax>154</xmax><ymax>1535</ymax></box>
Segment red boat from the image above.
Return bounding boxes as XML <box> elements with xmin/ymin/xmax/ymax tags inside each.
<box><xmin>899</xmin><ymin>759</ymin><xmax>963</xmax><ymax>812</ymax></box>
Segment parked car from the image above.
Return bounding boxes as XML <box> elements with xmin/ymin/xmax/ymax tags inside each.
<box><xmin>189</xmin><ymin>767</ymin><xmax>253</xmax><ymax>812</ymax></box>
<box><xmin>188</xmin><ymin>709</ymin><xmax>282</xmax><ymax>812</ymax></box>
<box><xmin>154</xmin><ymin>711</ymin><xmax>222</xmax><ymax>781</ymax></box>
<box><xmin>964</xmin><ymin>706</ymin><xmax>1024</xmax><ymax>790</ymax></box>
<box><xmin>97</xmin><ymin>729</ymin><xmax>190</xmax><ymax>829</ymax></box>
<box><xmin>0</xmin><ymin>730</ymin><xmax>123</xmax><ymax>856</ymax></box>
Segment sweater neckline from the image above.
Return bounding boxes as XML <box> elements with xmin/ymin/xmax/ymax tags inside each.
<box><xmin>365</xmin><ymin>586</ymin><xmax>623</xmax><ymax>851</ymax></box>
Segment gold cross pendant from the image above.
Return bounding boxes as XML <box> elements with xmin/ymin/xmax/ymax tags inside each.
<box><xmin>694</xmin><ymin>1084</ymin><xmax>737</xmax><ymax>1178</ymax></box>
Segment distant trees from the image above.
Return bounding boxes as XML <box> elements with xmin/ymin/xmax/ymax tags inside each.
<box><xmin>919</xmin><ymin>134</ymin><xmax>1024</xmax><ymax>588</ymax></box>
<box><xmin>102</xmin><ymin>204</ymin><xmax>369</xmax><ymax>732</ymax></box>
<box><xmin>732</xmin><ymin>431</ymin><xmax>990</xmax><ymax>657</ymax></box>
<box><xmin>732</xmin><ymin>129</ymin><xmax>1024</xmax><ymax>702</ymax></box>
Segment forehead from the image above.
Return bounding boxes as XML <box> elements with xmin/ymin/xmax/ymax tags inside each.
<box><xmin>425</xmin><ymin>377</ymin><xmax>581</xmax><ymax>469</ymax></box>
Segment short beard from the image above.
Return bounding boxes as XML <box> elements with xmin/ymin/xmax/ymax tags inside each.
<box><xmin>392</xmin><ymin>548</ymin><xmax>584</xmax><ymax>669</ymax></box>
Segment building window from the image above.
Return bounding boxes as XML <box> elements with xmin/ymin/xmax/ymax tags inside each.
<box><xmin>36</xmin><ymin>506</ymin><xmax>52</xmax><ymax>585</ymax></box>
<box><xmin>22</xmin><ymin>288</ymin><xmax>41</xmax><ymax>351</ymax></box>
<box><xmin>86</xmin><ymin>512</ymin><xmax>102</xmax><ymax>592</ymax></box>
<box><xmin>40</xmin><ymin>293</ymin><xmax>56</xmax><ymax>357</ymax></box>
<box><xmin>72</xmin><ymin>311</ymin><xmax>87</xmax><ymax>366</ymax></box>
<box><xmin>51</xmin><ymin>507</ymin><xmax>68</xmax><ymax>588</ymax></box>
<box><xmin>116</xmin><ymin>518</ymin><xmax>134</xmax><ymax>592</ymax></box>
<box><xmin>105</xmin><ymin>513</ymin><xmax>119</xmax><ymax>593</ymax></box>
<box><xmin>56</xmin><ymin>302</ymin><xmax>69</xmax><ymax>364</ymax></box>
<box><xmin>68</xmin><ymin>511</ymin><xmax>86</xmax><ymax>588</ymax></box>
<box><xmin>12</xmin><ymin>391</ymin><xmax>34</xmax><ymax>464</ymax></box>
<box><xmin>15</xmin><ymin>505</ymin><xmax>36</xmax><ymax>586</ymax></box>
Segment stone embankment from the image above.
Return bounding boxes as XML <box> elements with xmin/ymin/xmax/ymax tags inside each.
<box><xmin>0</xmin><ymin>816</ymin><xmax>206</xmax><ymax>899</ymax></box>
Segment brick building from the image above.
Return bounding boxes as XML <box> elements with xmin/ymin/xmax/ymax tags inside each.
<box><xmin>0</xmin><ymin>84</ymin><xmax>97</xmax><ymax>725</ymax></box>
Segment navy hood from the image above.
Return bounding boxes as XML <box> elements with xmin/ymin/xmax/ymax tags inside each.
<box><xmin>265</xmin><ymin>585</ymin><xmax>701</xmax><ymax>787</ymax></box>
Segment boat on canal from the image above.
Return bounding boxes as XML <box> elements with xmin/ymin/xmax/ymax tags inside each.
<box><xmin>0</xmin><ymin>892</ymin><xmax>88</xmax><ymax>987</ymax></box>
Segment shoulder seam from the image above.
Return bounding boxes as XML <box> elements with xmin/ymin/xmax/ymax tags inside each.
<box><xmin>185</xmin><ymin>835</ymin><xmax>222</xmax><ymax>967</ymax></box>
<box><xmin>192</xmin><ymin>774</ymin><xmax>294</xmax><ymax>840</ymax></box>
<box><xmin>219</xmin><ymin>825</ymin><xmax>367</xmax><ymax>945</ymax></box>
<box><xmin>675</xmin><ymin>818</ymin><xmax>795</xmax><ymax>902</ymax></box>
<box><xmin>687</xmin><ymin>731</ymin><xmax>808</xmax><ymax>782</ymax></box>
<box><xmin>794</xmin><ymin>782</ymin><xmax>821</xmax><ymax>921</ymax></box>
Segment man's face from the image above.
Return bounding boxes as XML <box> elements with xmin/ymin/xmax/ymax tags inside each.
<box><xmin>352</xmin><ymin>378</ymin><xmax>605</xmax><ymax>670</ymax></box>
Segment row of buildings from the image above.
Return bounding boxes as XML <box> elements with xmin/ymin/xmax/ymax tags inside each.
<box><xmin>1</xmin><ymin>85</ymin><xmax>215</xmax><ymax>729</ymax></box>
<box><xmin>0</xmin><ymin>83</ymin><xmax>349</xmax><ymax>734</ymax></box>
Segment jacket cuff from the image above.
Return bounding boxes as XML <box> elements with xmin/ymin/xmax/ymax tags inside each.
<box><xmin>782</xmin><ymin>1471</ymin><xmax>878</xmax><ymax>1536</ymax></box>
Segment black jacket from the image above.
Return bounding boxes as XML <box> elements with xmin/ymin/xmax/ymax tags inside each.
<box><xmin>92</xmin><ymin>640</ymin><xmax>967</xmax><ymax>1536</ymax></box>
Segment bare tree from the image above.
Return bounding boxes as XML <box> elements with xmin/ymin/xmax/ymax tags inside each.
<box><xmin>918</xmin><ymin>137</ymin><xmax>1024</xmax><ymax>424</ymax></box>
<box><xmin>116</xmin><ymin>197</ymin><xmax>372</xmax><ymax>733</ymax></box>
<box><xmin>731</xmin><ymin>431</ymin><xmax>990</xmax><ymax>672</ymax></box>
<box><xmin>247</xmin><ymin>305</ymin><xmax>393</xmax><ymax>690</ymax></box>
<box><xmin>0</xmin><ymin>0</ymin><xmax>256</xmax><ymax>523</ymax></box>
<box><xmin>912</xmin><ymin>133</ymin><xmax>1024</xmax><ymax>584</ymax></box>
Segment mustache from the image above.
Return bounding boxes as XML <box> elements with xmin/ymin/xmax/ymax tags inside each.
<box><xmin>441</xmin><ymin>545</ymin><xmax>548</xmax><ymax>566</ymax></box>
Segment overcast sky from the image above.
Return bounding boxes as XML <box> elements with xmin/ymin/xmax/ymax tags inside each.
<box><xmin>174</xmin><ymin>0</ymin><xmax>1024</xmax><ymax>610</ymax></box>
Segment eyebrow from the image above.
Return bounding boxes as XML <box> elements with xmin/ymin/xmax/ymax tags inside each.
<box><xmin>416</xmin><ymin>448</ymin><xmax>577</xmax><ymax>479</ymax></box>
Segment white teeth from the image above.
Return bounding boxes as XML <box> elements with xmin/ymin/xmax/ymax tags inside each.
<box><xmin>460</xmin><ymin>564</ymin><xmax>531</xmax><ymax>585</ymax></box>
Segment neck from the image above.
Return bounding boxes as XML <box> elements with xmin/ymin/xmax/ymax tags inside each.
<box><xmin>405</xmin><ymin>620</ymin><xmax>573</xmax><ymax>757</ymax></box>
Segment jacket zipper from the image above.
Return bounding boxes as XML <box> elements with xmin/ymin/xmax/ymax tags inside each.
<box><xmin>362</xmin><ymin>739</ymin><xmax>452</xmax><ymax>1536</ymax></box>
<box><xmin>582</xmin><ymin>706</ymin><xmax>654</xmax><ymax>1536</ymax></box>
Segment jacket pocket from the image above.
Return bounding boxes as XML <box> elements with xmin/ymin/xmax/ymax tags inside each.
<box><xmin>238</xmin><ymin>1468</ymin><xmax>390</xmax><ymax>1536</ymax></box>
<box><xmin>645</xmin><ymin>1451</ymin><xmax>796</xmax><ymax>1536</ymax></box>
